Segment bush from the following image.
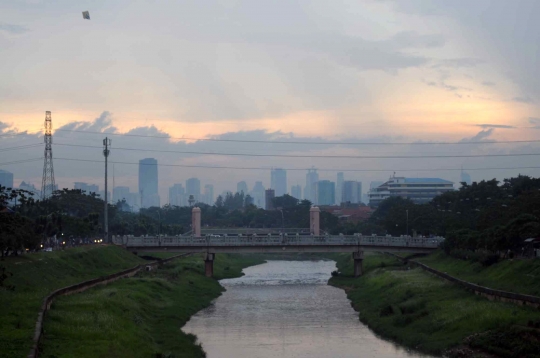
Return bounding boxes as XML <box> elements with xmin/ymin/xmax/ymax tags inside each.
<box><xmin>331</xmin><ymin>270</ymin><xmax>340</xmax><ymax>277</ymax></box>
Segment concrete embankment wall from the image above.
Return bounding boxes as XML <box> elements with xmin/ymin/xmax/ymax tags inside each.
<box><xmin>386</xmin><ymin>253</ymin><xmax>540</xmax><ymax>309</ymax></box>
<box><xmin>27</xmin><ymin>253</ymin><xmax>189</xmax><ymax>358</ymax></box>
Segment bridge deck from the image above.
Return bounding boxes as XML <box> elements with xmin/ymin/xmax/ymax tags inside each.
<box><xmin>119</xmin><ymin>235</ymin><xmax>442</xmax><ymax>254</ymax></box>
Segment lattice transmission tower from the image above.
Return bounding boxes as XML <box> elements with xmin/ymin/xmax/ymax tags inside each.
<box><xmin>41</xmin><ymin>111</ymin><xmax>56</xmax><ymax>200</ymax></box>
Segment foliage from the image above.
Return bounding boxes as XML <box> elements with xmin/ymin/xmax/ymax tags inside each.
<box><xmin>329</xmin><ymin>253</ymin><xmax>540</xmax><ymax>356</ymax></box>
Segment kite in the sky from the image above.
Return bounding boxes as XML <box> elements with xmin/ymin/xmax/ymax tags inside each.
<box><xmin>82</xmin><ymin>11</ymin><xmax>90</xmax><ymax>20</ymax></box>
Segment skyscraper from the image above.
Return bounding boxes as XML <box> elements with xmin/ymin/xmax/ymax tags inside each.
<box><xmin>74</xmin><ymin>182</ymin><xmax>99</xmax><ymax>195</ymax></box>
<box><xmin>291</xmin><ymin>184</ymin><xmax>302</xmax><ymax>200</ymax></box>
<box><xmin>113</xmin><ymin>186</ymin><xmax>131</xmax><ymax>204</ymax></box>
<box><xmin>342</xmin><ymin>181</ymin><xmax>362</xmax><ymax>204</ymax></box>
<box><xmin>271</xmin><ymin>168</ymin><xmax>287</xmax><ymax>196</ymax></box>
<box><xmin>265</xmin><ymin>189</ymin><xmax>275</xmax><ymax>210</ymax></box>
<box><xmin>336</xmin><ymin>172</ymin><xmax>344</xmax><ymax>205</ymax></box>
<box><xmin>315</xmin><ymin>180</ymin><xmax>335</xmax><ymax>206</ymax></box>
<box><xmin>460</xmin><ymin>168</ymin><xmax>472</xmax><ymax>185</ymax></box>
<box><xmin>139</xmin><ymin>158</ymin><xmax>160</xmax><ymax>208</ymax></box>
<box><xmin>237</xmin><ymin>181</ymin><xmax>248</xmax><ymax>194</ymax></box>
<box><xmin>251</xmin><ymin>181</ymin><xmax>265</xmax><ymax>208</ymax></box>
<box><xmin>204</xmin><ymin>184</ymin><xmax>214</xmax><ymax>205</ymax></box>
<box><xmin>186</xmin><ymin>178</ymin><xmax>201</xmax><ymax>203</ymax></box>
<box><xmin>169</xmin><ymin>184</ymin><xmax>185</xmax><ymax>206</ymax></box>
<box><xmin>0</xmin><ymin>170</ymin><xmax>13</xmax><ymax>189</ymax></box>
<box><xmin>304</xmin><ymin>168</ymin><xmax>319</xmax><ymax>203</ymax></box>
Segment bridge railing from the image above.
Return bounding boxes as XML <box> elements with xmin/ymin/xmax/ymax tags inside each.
<box><xmin>117</xmin><ymin>235</ymin><xmax>444</xmax><ymax>249</ymax></box>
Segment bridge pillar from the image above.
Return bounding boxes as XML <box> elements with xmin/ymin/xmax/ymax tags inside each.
<box><xmin>205</xmin><ymin>253</ymin><xmax>215</xmax><ymax>278</ymax></box>
<box><xmin>192</xmin><ymin>207</ymin><xmax>201</xmax><ymax>237</ymax></box>
<box><xmin>310</xmin><ymin>206</ymin><xmax>320</xmax><ymax>235</ymax></box>
<box><xmin>353</xmin><ymin>251</ymin><xmax>364</xmax><ymax>277</ymax></box>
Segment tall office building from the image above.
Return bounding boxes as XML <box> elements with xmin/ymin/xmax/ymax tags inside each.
<box><xmin>0</xmin><ymin>170</ymin><xmax>14</xmax><ymax>189</ymax></box>
<box><xmin>237</xmin><ymin>181</ymin><xmax>248</xmax><ymax>194</ymax></box>
<box><xmin>315</xmin><ymin>180</ymin><xmax>335</xmax><ymax>206</ymax></box>
<box><xmin>113</xmin><ymin>186</ymin><xmax>131</xmax><ymax>204</ymax></box>
<box><xmin>186</xmin><ymin>178</ymin><xmax>201</xmax><ymax>203</ymax></box>
<box><xmin>74</xmin><ymin>182</ymin><xmax>99</xmax><ymax>195</ymax></box>
<box><xmin>265</xmin><ymin>189</ymin><xmax>276</xmax><ymax>210</ymax></box>
<box><xmin>291</xmin><ymin>184</ymin><xmax>302</xmax><ymax>200</ymax></box>
<box><xmin>304</xmin><ymin>168</ymin><xmax>319</xmax><ymax>203</ymax></box>
<box><xmin>342</xmin><ymin>181</ymin><xmax>362</xmax><ymax>204</ymax></box>
<box><xmin>19</xmin><ymin>181</ymin><xmax>40</xmax><ymax>197</ymax></box>
<box><xmin>271</xmin><ymin>168</ymin><xmax>287</xmax><ymax>196</ymax></box>
<box><xmin>204</xmin><ymin>184</ymin><xmax>214</xmax><ymax>205</ymax></box>
<box><xmin>168</xmin><ymin>184</ymin><xmax>185</xmax><ymax>206</ymax></box>
<box><xmin>336</xmin><ymin>172</ymin><xmax>344</xmax><ymax>204</ymax></box>
<box><xmin>460</xmin><ymin>169</ymin><xmax>472</xmax><ymax>186</ymax></box>
<box><xmin>251</xmin><ymin>181</ymin><xmax>265</xmax><ymax>208</ymax></box>
<box><xmin>138</xmin><ymin>158</ymin><xmax>159</xmax><ymax>208</ymax></box>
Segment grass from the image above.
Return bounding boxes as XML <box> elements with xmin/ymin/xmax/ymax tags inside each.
<box><xmin>0</xmin><ymin>245</ymin><xmax>145</xmax><ymax>358</ymax></box>
<box><xmin>329</xmin><ymin>253</ymin><xmax>540</xmax><ymax>357</ymax></box>
<box><xmin>417</xmin><ymin>251</ymin><xmax>540</xmax><ymax>296</ymax></box>
<box><xmin>39</xmin><ymin>253</ymin><xmax>265</xmax><ymax>357</ymax></box>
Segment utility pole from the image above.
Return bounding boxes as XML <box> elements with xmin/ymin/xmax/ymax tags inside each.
<box><xmin>103</xmin><ymin>138</ymin><xmax>111</xmax><ymax>243</ymax></box>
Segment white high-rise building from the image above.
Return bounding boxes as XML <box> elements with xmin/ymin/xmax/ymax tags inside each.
<box><xmin>304</xmin><ymin>168</ymin><xmax>319</xmax><ymax>203</ymax></box>
<box><xmin>169</xmin><ymin>184</ymin><xmax>185</xmax><ymax>206</ymax></box>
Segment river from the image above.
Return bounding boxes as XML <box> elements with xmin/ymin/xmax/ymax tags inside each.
<box><xmin>182</xmin><ymin>260</ymin><xmax>430</xmax><ymax>358</ymax></box>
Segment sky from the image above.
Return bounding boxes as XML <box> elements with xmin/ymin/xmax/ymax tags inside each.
<box><xmin>1</xmin><ymin>0</ymin><xmax>539</xmax><ymax>202</ymax></box>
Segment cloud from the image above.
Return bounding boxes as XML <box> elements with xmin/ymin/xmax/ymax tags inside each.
<box><xmin>57</xmin><ymin>112</ymin><xmax>117</xmax><ymax>134</ymax></box>
<box><xmin>529</xmin><ymin>117</ymin><xmax>540</xmax><ymax>124</ymax></box>
<box><xmin>459</xmin><ymin>128</ymin><xmax>494</xmax><ymax>143</ymax></box>
<box><xmin>482</xmin><ymin>81</ymin><xmax>496</xmax><ymax>87</ymax></box>
<box><xmin>475</xmin><ymin>124</ymin><xmax>515</xmax><ymax>129</ymax></box>
<box><xmin>0</xmin><ymin>23</ymin><xmax>28</xmax><ymax>35</ymax></box>
<box><xmin>432</xmin><ymin>58</ymin><xmax>484</xmax><ymax>69</ymax></box>
<box><xmin>513</xmin><ymin>96</ymin><xmax>534</xmax><ymax>104</ymax></box>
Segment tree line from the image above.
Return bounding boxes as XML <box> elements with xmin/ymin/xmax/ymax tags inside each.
<box><xmin>1</xmin><ymin>175</ymin><xmax>539</xmax><ymax>259</ymax></box>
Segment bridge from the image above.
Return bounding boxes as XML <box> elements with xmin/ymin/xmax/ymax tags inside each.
<box><xmin>115</xmin><ymin>206</ymin><xmax>443</xmax><ymax>277</ymax></box>
<box><xmin>117</xmin><ymin>235</ymin><xmax>442</xmax><ymax>277</ymax></box>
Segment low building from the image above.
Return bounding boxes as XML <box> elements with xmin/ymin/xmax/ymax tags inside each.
<box><xmin>368</xmin><ymin>175</ymin><xmax>454</xmax><ymax>207</ymax></box>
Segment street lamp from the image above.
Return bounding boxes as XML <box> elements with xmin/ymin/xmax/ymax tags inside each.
<box><xmin>406</xmin><ymin>209</ymin><xmax>409</xmax><ymax>237</ymax></box>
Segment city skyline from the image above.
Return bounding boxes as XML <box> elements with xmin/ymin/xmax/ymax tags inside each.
<box><xmin>2</xmin><ymin>2</ymin><xmax>540</xmax><ymax>199</ymax></box>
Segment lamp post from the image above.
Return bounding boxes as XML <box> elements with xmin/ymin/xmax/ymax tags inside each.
<box><xmin>406</xmin><ymin>209</ymin><xmax>409</xmax><ymax>237</ymax></box>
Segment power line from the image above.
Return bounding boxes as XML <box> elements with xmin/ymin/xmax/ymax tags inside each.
<box><xmin>53</xmin><ymin>157</ymin><xmax>540</xmax><ymax>173</ymax></box>
<box><xmin>0</xmin><ymin>144</ymin><xmax>43</xmax><ymax>152</ymax></box>
<box><xmin>0</xmin><ymin>157</ymin><xmax>44</xmax><ymax>166</ymax></box>
<box><xmin>53</xmin><ymin>142</ymin><xmax>540</xmax><ymax>159</ymax></box>
<box><xmin>55</xmin><ymin>129</ymin><xmax>540</xmax><ymax>146</ymax></box>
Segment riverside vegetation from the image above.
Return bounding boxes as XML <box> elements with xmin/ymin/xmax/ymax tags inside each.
<box><xmin>329</xmin><ymin>252</ymin><xmax>540</xmax><ymax>357</ymax></box>
<box><xmin>0</xmin><ymin>245</ymin><xmax>263</xmax><ymax>358</ymax></box>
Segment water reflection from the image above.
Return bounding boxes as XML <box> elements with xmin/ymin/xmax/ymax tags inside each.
<box><xmin>182</xmin><ymin>260</ymin><xmax>430</xmax><ymax>358</ymax></box>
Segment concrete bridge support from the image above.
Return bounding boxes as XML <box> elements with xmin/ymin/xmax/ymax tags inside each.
<box><xmin>310</xmin><ymin>206</ymin><xmax>320</xmax><ymax>235</ymax></box>
<box><xmin>353</xmin><ymin>251</ymin><xmax>364</xmax><ymax>277</ymax></box>
<box><xmin>205</xmin><ymin>253</ymin><xmax>215</xmax><ymax>278</ymax></box>
<box><xmin>192</xmin><ymin>207</ymin><xmax>201</xmax><ymax>237</ymax></box>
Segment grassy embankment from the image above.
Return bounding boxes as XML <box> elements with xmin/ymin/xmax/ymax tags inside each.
<box><xmin>329</xmin><ymin>252</ymin><xmax>540</xmax><ymax>357</ymax></box>
<box><xmin>417</xmin><ymin>251</ymin><xmax>540</xmax><ymax>296</ymax></box>
<box><xmin>0</xmin><ymin>246</ymin><xmax>145</xmax><ymax>357</ymax></box>
<box><xmin>39</xmin><ymin>253</ymin><xmax>265</xmax><ymax>358</ymax></box>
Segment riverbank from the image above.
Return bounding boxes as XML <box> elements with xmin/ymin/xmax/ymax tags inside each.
<box><xmin>417</xmin><ymin>251</ymin><xmax>540</xmax><ymax>296</ymax></box>
<box><xmin>0</xmin><ymin>246</ymin><xmax>145</xmax><ymax>357</ymax></box>
<box><xmin>39</xmin><ymin>253</ymin><xmax>265</xmax><ymax>357</ymax></box>
<box><xmin>329</xmin><ymin>252</ymin><xmax>540</xmax><ymax>357</ymax></box>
